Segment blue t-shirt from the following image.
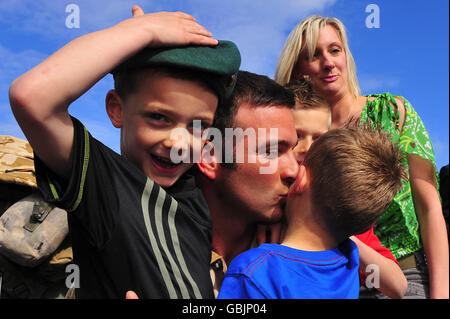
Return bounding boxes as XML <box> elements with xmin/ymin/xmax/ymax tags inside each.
<box><xmin>218</xmin><ymin>240</ymin><xmax>360</xmax><ymax>299</ymax></box>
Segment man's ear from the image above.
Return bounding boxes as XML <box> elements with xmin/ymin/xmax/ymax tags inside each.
<box><xmin>105</xmin><ymin>90</ymin><xmax>124</xmax><ymax>128</ymax></box>
<box><xmin>197</xmin><ymin>140</ymin><xmax>219</xmax><ymax>180</ymax></box>
<box><xmin>289</xmin><ymin>165</ymin><xmax>310</xmax><ymax>195</ymax></box>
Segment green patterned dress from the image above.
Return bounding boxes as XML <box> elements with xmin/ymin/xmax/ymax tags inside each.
<box><xmin>360</xmin><ymin>93</ymin><xmax>440</xmax><ymax>259</ymax></box>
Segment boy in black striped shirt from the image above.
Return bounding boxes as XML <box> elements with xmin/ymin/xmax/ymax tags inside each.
<box><xmin>10</xmin><ymin>6</ymin><xmax>240</xmax><ymax>298</ymax></box>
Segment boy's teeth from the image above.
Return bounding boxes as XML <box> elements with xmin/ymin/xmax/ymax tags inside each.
<box><xmin>153</xmin><ymin>155</ymin><xmax>179</xmax><ymax>168</ymax></box>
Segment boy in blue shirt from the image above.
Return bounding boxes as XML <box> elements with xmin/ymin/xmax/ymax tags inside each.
<box><xmin>218</xmin><ymin>125</ymin><xmax>406</xmax><ymax>298</ymax></box>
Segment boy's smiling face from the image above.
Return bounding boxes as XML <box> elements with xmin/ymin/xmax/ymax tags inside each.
<box><xmin>112</xmin><ymin>71</ymin><xmax>218</xmax><ymax>187</ymax></box>
<box><xmin>292</xmin><ymin>105</ymin><xmax>330</xmax><ymax>164</ymax></box>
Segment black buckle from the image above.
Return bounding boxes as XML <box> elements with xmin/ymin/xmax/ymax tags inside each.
<box><xmin>23</xmin><ymin>200</ymin><xmax>53</xmax><ymax>232</ymax></box>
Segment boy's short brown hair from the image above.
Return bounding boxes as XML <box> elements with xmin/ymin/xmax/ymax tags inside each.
<box><xmin>303</xmin><ymin>124</ymin><xmax>406</xmax><ymax>239</ymax></box>
<box><xmin>284</xmin><ymin>77</ymin><xmax>328</xmax><ymax>110</ymax></box>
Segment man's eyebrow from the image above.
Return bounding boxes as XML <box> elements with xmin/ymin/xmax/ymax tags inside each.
<box><xmin>262</xmin><ymin>139</ymin><xmax>297</xmax><ymax>149</ymax></box>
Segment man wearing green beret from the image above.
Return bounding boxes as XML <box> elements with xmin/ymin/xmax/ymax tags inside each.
<box><xmin>9</xmin><ymin>5</ymin><xmax>240</xmax><ymax>298</ymax></box>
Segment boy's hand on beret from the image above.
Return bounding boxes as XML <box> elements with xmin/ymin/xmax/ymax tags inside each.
<box><xmin>125</xmin><ymin>5</ymin><xmax>218</xmax><ymax>48</ymax></box>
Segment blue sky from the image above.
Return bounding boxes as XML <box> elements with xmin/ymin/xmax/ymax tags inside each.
<box><xmin>0</xmin><ymin>0</ymin><xmax>448</xmax><ymax>170</ymax></box>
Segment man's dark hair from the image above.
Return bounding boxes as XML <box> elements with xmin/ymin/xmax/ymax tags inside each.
<box><xmin>213</xmin><ymin>70</ymin><xmax>295</xmax><ymax>134</ymax></box>
<box><xmin>209</xmin><ymin>70</ymin><xmax>295</xmax><ymax>168</ymax></box>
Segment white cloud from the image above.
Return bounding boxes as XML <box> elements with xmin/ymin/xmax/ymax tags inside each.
<box><xmin>0</xmin><ymin>1</ymin><xmax>128</xmax><ymax>38</ymax></box>
<box><xmin>0</xmin><ymin>44</ymin><xmax>47</xmax><ymax>86</ymax></box>
<box><xmin>0</xmin><ymin>44</ymin><xmax>49</xmax><ymax>141</ymax></box>
<box><xmin>0</xmin><ymin>0</ymin><xmax>337</xmax><ymax>77</ymax></box>
<box><xmin>358</xmin><ymin>74</ymin><xmax>400</xmax><ymax>94</ymax></box>
<box><xmin>181</xmin><ymin>0</ymin><xmax>337</xmax><ymax>76</ymax></box>
<box><xmin>0</xmin><ymin>0</ymin><xmax>338</xmax><ymax>145</ymax></box>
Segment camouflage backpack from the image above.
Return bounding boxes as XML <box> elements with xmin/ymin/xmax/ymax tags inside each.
<box><xmin>0</xmin><ymin>135</ymin><xmax>73</xmax><ymax>298</ymax></box>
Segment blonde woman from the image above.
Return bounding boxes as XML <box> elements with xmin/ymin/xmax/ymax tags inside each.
<box><xmin>275</xmin><ymin>15</ymin><xmax>448</xmax><ymax>299</ymax></box>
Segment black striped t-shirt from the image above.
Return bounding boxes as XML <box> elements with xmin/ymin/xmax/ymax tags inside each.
<box><xmin>35</xmin><ymin>117</ymin><xmax>214</xmax><ymax>299</ymax></box>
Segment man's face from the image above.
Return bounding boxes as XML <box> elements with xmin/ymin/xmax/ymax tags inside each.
<box><xmin>119</xmin><ymin>71</ymin><xmax>218</xmax><ymax>187</ymax></box>
<box><xmin>214</xmin><ymin>103</ymin><xmax>299</xmax><ymax>224</ymax></box>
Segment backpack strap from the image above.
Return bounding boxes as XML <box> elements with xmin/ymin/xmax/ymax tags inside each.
<box><xmin>23</xmin><ymin>200</ymin><xmax>54</xmax><ymax>232</ymax></box>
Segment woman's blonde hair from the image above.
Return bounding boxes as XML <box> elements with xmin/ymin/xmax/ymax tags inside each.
<box><xmin>274</xmin><ymin>15</ymin><xmax>361</xmax><ymax>97</ymax></box>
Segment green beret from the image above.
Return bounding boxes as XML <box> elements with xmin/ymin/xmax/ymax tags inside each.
<box><xmin>112</xmin><ymin>40</ymin><xmax>241</xmax><ymax>99</ymax></box>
